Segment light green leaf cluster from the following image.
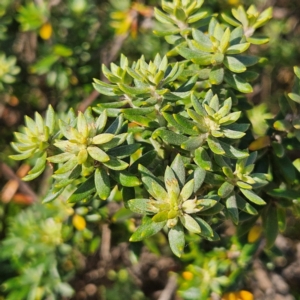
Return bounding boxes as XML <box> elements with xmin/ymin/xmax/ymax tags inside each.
<box><xmin>0</xmin><ymin>203</ymin><xmax>74</xmax><ymax>300</ymax></box>
<box><xmin>154</xmin><ymin>0</ymin><xmax>208</xmax><ymax>38</ymax></box>
<box><xmin>16</xmin><ymin>2</ymin><xmax>48</xmax><ymax>31</ymax></box>
<box><xmin>0</xmin><ymin>52</ymin><xmax>20</xmax><ymax>89</ymax></box>
<box><xmin>221</xmin><ymin>5</ymin><xmax>272</xmax><ymax>43</ymax></box>
<box><xmin>10</xmin><ymin>105</ymin><xmax>56</xmax><ymax>181</ymax></box>
<box><xmin>128</xmin><ymin>154</ymin><xmax>219</xmax><ymax>257</ymax></box>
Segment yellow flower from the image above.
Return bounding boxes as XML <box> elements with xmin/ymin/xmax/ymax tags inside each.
<box><xmin>248</xmin><ymin>224</ymin><xmax>262</xmax><ymax>243</ymax></box>
<box><xmin>39</xmin><ymin>23</ymin><xmax>52</xmax><ymax>40</ymax></box>
<box><xmin>72</xmin><ymin>214</ymin><xmax>86</xmax><ymax>231</ymax></box>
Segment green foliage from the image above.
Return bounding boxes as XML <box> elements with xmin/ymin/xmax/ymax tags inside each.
<box><xmin>0</xmin><ymin>53</ymin><xmax>20</xmax><ymax>90</ymax></box>
<box><xmin>0</xmin><ymin>203</ymin><xmax>74</xmax><ymax>300</ymax></box>
<box><xmin>4</xmin><ymin>0</ymin><xmax>300</xmax><ymax>298</ymax></box>
<box><xmin>9</xmin><ymin>0</ymin><xmax>289</xmax><ymax>259</ymax></box>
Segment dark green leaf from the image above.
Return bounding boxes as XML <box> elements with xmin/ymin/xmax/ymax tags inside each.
<box><xmin>130</xmin><ymin>150</ymin><xmax>157</xmax><ymax>172</ymax></box>
<box><xmin>107</xmin><ymin>144</ymin><xmax>140</xmax><ymax>159</ymax></box>
<box><xmin>224</xmin><ymin>72</ymin><xmax>253</xmax><ymax>93</ymax></box>
<box><xmin>226</xmin><ymin>193</ymin><xmax>239</xmax><ymax>224</ymax></box>
<box><xmin>69</xmin><ymin>176</ymin><xmax>95</xmax><ymax>203</ymax></box>
<box><xmin>152</xmin><ymin>128</ymin><xmax>188</xmax><ymax>146</ymax></box>
<box><xmin>103</xmin><ymin>157</ymin><xmax>128</xmax><ymax>170</ymax></box>
<box><xmin>236</xmin><ymin>194</ymin><xmax>258</xmax><ymax>215</ymax></box>
<box><xmin>194</xmin><ymin>147</ymin><xmax>212</xmax><ymax>170</ymax></box>
<box><xmin>193</xmin><ymin>167</ymin><xmax>206</xmax><ymax>193</ymax></box>
<box><xmin>110</xmin><ymin>170</ymin><xmax>141</xmax><ymax>187</ymax></box>
<box><xmin>198</xmin><ymin>202</ymin><xmax>224</xmax><ymax>215</ymax></box>
<box><xmin>262</xmin><ymin>205</ymin><xmax>278</xmax><ymax>248</ymax></box>
<box><xmin>181</xmin><ymin>136</ymin><xmax>206</xmax><ymax>151</ymax></box>
<box><xmin>207</xmin><ymin>136</ymin><xmax>249</xmax><ymax>159</ymax></box>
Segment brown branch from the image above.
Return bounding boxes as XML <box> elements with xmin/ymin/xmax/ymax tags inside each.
<box><xmin>0</xmin><ymin>162</ymin><xmax>38</xmax><ymax>203</ymax></box>
<box><xmin>158</xmin><ymin>273</ymin><xmax>177</xmax><ymax>300</ymax></box>
<box><xmin>100</xmin><ymin>223</ymin><xmax>112</xmax><ymax>263</ymax></box>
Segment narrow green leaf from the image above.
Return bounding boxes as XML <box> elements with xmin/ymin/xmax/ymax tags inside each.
<box><xmin>152</xmin><ymin>128</ymin><xmax>188</xmax><ymax>146</ymax></box>
<box><xmin>45</xmin><ymin>105</ymin><xmax>55</xmax><ymax>134</ymax></box>
<box><xmin>194</xmin><ymin>147</ymin><xmax>212</xmax><ymax>170</ymax></box>
<box><xmin>130</xmin><ymin>216</ymin><xmax>166</xmax><ymax>241</ymax></box>
<box><xmin>47</xmin><ymin>152</ymin><xmax>75</xmax><ymax>163</ymax></box>
<box><xmin>208</xmin><ymin>136</ymin><xmax>249</xmax><ymax>159</ymax></box>
<box><xmin>236</xmin><ymin>194</ymin><xmax>258</xmax><ymax>215</ymax></box>
<box><xmin>122</xmin><ymin>187</ymin><xmax>135</xmax><ymax>208</ymax></box>
<box><xmin>129</xmin><ymin>150</ymin><xmax>157</xmax><ymax>172</ymax></box>
<box><xmin>43</xmin><ymin>187</ymin><xmax>64</xmax><ymax>203</ymax></box>
<box><xmin>221</xmin><ymin>12</ymin><xmax>241</xmax><ymax>27</ymax></box>
<box><xmin>87</xmin><ymin>146</ymin><xmax>110</xmax><ymax>162</ymax></box>
<box><xmin>207</xmin><ymin>136</ymin><xmax>225</xmax><ymax>155</ymax></box>
<box><xmin>193</xmin><ymin>167</ymin><xmax>206</xmax><ymax>192</ymax></box>
<box><xmin>219</xmin><ymin>111</ymin><xmax>241</xmax><ymax>125</ymax></box>
<box><xmin>171</xmin><ymin>154</ymin><xmax>185</xmax><ymax>188</ymax></box>
<box><xmin>128</xmin><ymin>198</ymin><xmax>155</xmax><ymax>214</ymax></box>
<box><xmin>154</xmin><ymin>7</ymin><xmax>175</xmax><ymax>24</ymax></box>
<box><xmin>180</xmin><ymin>214</ymin><xmax>201</xmax><ymax>233</ymax></box>
<box><xmin>138</xmin><ymin>165</ymin><xmax>165</xmax><ymax>200</ymax></box>
<box><xmin>222</xmin><ymin>129</ymin><xmax>245</xmax><ymax>139</ymax></box>
<box><xmin>187</xmin><ymin>11</ymin><xmax>208</xmax><ymax>23</ymax></box>
<box><xmin>219</xmin><ymin>27</ymin><xmax>231</xmax><ymax>53</ymax></box>
<box><xmin>122</xmin><ymin>107</ymin><xmax>155</xmax><ymax>115</ymax></box>
<box><xmin>288</xmin><ymin>93</ymin><xmax>300</xmax><ymax>104</ymax></box>
<box><xmin>224</xmin><ymin>72</ymin><xmax>253</xmax><ymax>93</ymax></box>
<box><xmin>192</xmin><ymin>29</ymin><xmax>213</xmax><ymax>52</ymax></box>
<box><xmin>92</xmin><ymin>133</ymin><xmax>115</xmax><ymax>145</ymax></box>
<box><xmin>152</xmin><ymin>211</ymin><xmax>169</xmax><ymax>222</ymax></box>
<box><xmin>55</xmin><ymin>157</ymin><xmax>78</xmax><ymax>174</ymax></box>
<box><xmin>209</xmin><ymin>66</ymin><xmax>224</xmax><ymax>85</ymax></box>
<box><xmin>180</xmin><ymin>179</ymin><xmax>194</xmax><ymax>201</ymax></box>
<box><xmin>103</xmin><ymin>157</ymin><xmax>128</xmax><ymax>170</ymax></box>
<box><xmin>218</xmin><ymin>181</ymin><xmax>235</xmax><ymax>198</ymax></box>
<box><xmin>95</xmin><ymin>168</ymin><xmax>110</xmax><ymax>200</ymax></box>
<box><xmin>226</xmin><ymin>43</ymin><xmax>250</xmax><ymax>54</ymax></box>
<box><xmin>195</xmin><ymin>217</ymin><xmax>214</xmax><ymax>238</ymax></box>
<box><xmin>164</xmin><ymin>166</ymin><xmax>180</xmax><ymax>199</ymax></box>
<box><xmin>111</xmin><ymin>170</ymin><xmax>141</xmax><ymax>187</ymax></box>
<box><xmin>262</xmin><ymin>205</ymin><xmax>278</xmax><ymax>248</ymax></box>
<box><xmin>240</xmin><ymin>188</ymin><xmax>266</xmax><ymax>205</ymax></box>
<box><xmin>181</xmin><ymin>136</ymin><xmax>206</xmax><ymax>151</ymax></box>
<box><xmin>277</xmin><ymin>207</ymin><xmax>286</xmax><ymax>231</ymax></box>
<box><xmin>198</xmin><ymin>201</ymin><xmax>224</xmax><ymax>215</ymax></box>
<box><xmin>168</xmin><ymin>223</ymin><xmax>185</xmax><ymax>257</ymax></box>
<box><xmin>226</xmin><ymin>193</ymin><xmax>239</xmax><ymax>224</ymax></box>
<box><xmin>106</xmin><ymin>144</ymin><xmax>140</xmax><ymax>159</ymax></box>
<box><xmin>69</xmin><ymin>176</ymin><xmax>95</xmax><ymax>203</ymax></box>
<box><xmin>173</xmin><ymin>114</ymin><xmax>199</xmax><ymax>135</ymax></box>
<box><xmin>223</xmin><ymin>56</ymin><xmax>247</xmax><ymax>73</ymax></box>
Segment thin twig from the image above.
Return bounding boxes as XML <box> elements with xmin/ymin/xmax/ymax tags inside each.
<box><xmin>100</xmin><ymin>223</ymin><xmax>112</xmax><ymax>263</ymax></box>
<box><xmin>0</xmin><ymin>162</ymin><xmax>38</xmax><ymax>203</ymax></box>
<box><xmin>158</xmin><ymin>273</ymin><xmax>177</xmax><ymax>300</ymax></box>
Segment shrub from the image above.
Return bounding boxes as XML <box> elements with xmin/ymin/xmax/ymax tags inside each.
<box><xmin>5</xmin><ymin>0</ymin><xmax>300</xmax><ymax>298</ymax></box>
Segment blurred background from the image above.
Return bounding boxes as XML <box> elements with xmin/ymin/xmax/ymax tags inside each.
<box><xmin>0</xmin><ymin>0</ymin><xmax>300</xmax><ymax>299</ymax></box>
